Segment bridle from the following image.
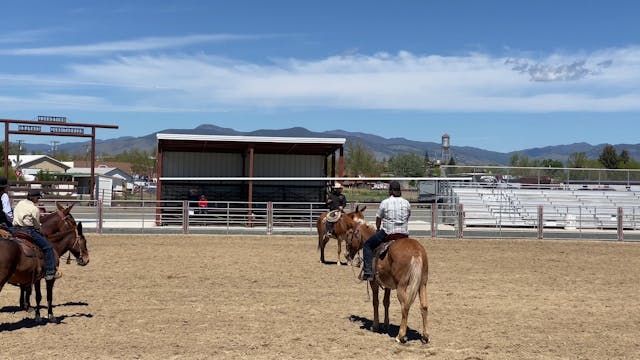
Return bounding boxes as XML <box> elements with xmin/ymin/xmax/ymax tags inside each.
<box><xmin>344</xmin><ymin>217</ymin><xmax>368</xmax><ymax>265</ymax></box>
<box><xmin>44</xmin><ymin>210</ymin><xmax>83</xmax><ymax>259</ymax></box>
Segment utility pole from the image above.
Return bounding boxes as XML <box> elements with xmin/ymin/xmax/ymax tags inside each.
<box><xmin>51</xmin><ymin>140</ymin><xmax>59</xmax><ymax>158</ymax></box>
<box><xmin>16</xmin><ymin>139</ymin><xmax>24</xmax><ymax>165</ymax></box>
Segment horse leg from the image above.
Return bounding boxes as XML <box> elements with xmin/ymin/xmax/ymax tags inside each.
<box><xmin>336</xmin><ymin>236</ymin><xmax>343</xmax><ymax>266</ymax></box>
<box><xmin>34</xmin><ymin>280</ymin><xmax>42</xmax><ymax>322</ymax></box>
<box><xmin>20</xmin><ymin>285</ymin><xmax>33</xmax><ymax>312</ymax></box>
<box><xmin>395</xmin><ymin>286</ymin><xmax>410</xmax><ymax>343</ymax></box>
<box><xmin>419</xmin><ymin>283</ymin><xmax>430</xmax><ymax>344</ymax></box>
<box><xmin>319</xmin><ymin>235</ymin><xmax>329</xmax><ymax>264</ymax></box>
<box><xmin>383</xmin><ymin>288</ymin><xmax>391</xmax><ymax>332</ymax></box>
<box><xmin>371</xmin><ymin>282</ymin><xmax>380</xmax><ymax>332</ymax></box>
<box><xmin>46</xmin><ymin>279</ymin><xmax>55</xmax><ymax>321</ymax></box>
<box><xmin>317</xmin><ymin>218</ymin><xmax>329</xmax><ymax>264</ymax></box>
<box><xmin>19</xmin><ymin>285</ymin><xmax>25</xmax><ymax>310</ymax></box>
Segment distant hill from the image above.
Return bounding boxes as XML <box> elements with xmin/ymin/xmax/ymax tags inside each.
<box><xmin>19</xmin><ymin>123</ymin><xmax>640</xmax><ymax>166</ymax></box>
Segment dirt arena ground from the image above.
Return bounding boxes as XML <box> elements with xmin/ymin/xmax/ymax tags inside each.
<box><xmin>1</xmin><ymin>234</ymin><xmax>639</xmax><ymax>359</ymax></box>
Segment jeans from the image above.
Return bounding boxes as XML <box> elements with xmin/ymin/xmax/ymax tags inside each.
<box><xmin>362</xmin><ymin>230</ymin><xmax>386</xmax><ymax>276</ymax></box>
<box><xmin>22</xmin><ymin>228</ymin><xmax>57</xmax><ymax>276</ymax></box>
<box><xmin>325</xmin><ymin>221</ymin><xmax>334</xmax><ymax>238</ymax></box>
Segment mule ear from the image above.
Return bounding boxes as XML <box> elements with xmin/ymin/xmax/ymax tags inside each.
<box><xmin>63</xmin><ymin>202</ymin><xmax>75</xmax><ymax>215</ymax></box>
<box><xmin>354</xmin><ymin>205</ymin><xmax>360</xmax><ymax>213</ymax></box>
<box><xmin>359</xmin><ymin>205</ymin><xmax>366</xmax><ymax>212</ymax></box>
<box><xmin>56</xmin><ymin>202</ymin><xmax>64</xmax><ymax>211</ymax></box>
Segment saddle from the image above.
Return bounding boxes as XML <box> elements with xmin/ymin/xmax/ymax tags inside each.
<box><xmin>10</xmin><ymin>232</ymin><xmax>43</xmax><ymax>259</ymax></box>
<box><xmin>376</xmin><ymin>233</ymin><xmax>408</xmax><ymax>255</ymax></box>
<box><xmin>371</xmin><ymin>233</ymin><xmax>409</xmax><ymax>280</ymax></box>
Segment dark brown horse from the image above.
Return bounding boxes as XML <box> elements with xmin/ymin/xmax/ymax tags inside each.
<box><xmin>0</xmin><ymin>203</ymin><xmax>89</xmax><ymax>322</ymax></box>
<box><xmin>341</xmin><ymin>208</ymin><xmax>429</xmax><ymax>344</ymax></box>
<box><xmin>316</xmin><ymin>205</ymin><xmax>366</xmax><ymax>264</ymax></box>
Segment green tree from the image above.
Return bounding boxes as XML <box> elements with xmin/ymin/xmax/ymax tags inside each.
<box><xmin>617</xmin><ymin>150</ymin><xmax>640</xmax><ymax>169</ymax></box>
<box><xmin>345</xmin><ymin>142</ymin><xmax>380</xmax><ymax>176</ymax></box>
<box><xmin>540</xmin><ymin>159</ymin><xmax>563</xmax><ymax>168</ymax></box>
<box><xmin>388</xmin><ymin>153</ymin><xmax>425</xmax><ymax>177</ymax></box>
<box><xmin>619</xmin><ymin>150</ymin><xmax>630</xmax><ymax>167</ymax></box>
<box><xmin>509</xmin><ymin>153</ymin><xmax>532</xmax><ymax>167</ymax></box>
<box><xmin>567</xmin><ymin>152</ymin><xmax>588</xmax><ymax>168</ymax></box>
<box><xmin>598</xmin><ymin>144</ymin><xmax>619</xmax><ymax>169</ymax></box>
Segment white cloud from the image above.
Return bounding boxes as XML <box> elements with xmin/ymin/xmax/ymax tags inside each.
<box><xmin>0</xmin><ymin>34</ymin><xmax>264</xmax><ymax>56</ymax></box>
<box><xmin>0</xmin><ymin>29</ymin><xmax>52</xmax><ymax>44</ymax></box>
<box><xmin>1</xmin><ymin>46</ymin><xmax>640</xmax><ymax>113</ymax></box>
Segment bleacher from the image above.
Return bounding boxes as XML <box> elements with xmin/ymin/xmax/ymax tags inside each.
<box><xmin>452</xmin><ymin>186</ymin><xmax>640</xmax><ymax>229</ymax></box>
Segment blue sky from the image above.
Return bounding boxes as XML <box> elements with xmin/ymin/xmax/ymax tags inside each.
<box><xmin>1</xmin><ymin>0</ymin><xmax>639</xmax><ymax>153</ymax></box>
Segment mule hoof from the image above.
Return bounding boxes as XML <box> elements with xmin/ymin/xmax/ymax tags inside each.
<box><xmin>395</xmin><ymin>335</ymin><xmax>407</xmax><ymax>344</ymax></box>
<box><xmin>421</xmin><ymin>335</ymin><xmax>430</xmax><ymax>344</ymax></box>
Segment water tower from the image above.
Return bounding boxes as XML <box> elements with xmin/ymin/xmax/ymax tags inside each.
<box><xmin>441</xmin><ymin>133</ymin><xmax>451</xmax><ymax>164</ymax></box>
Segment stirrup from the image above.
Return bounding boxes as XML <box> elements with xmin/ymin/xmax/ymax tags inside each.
<box><xmin>358</xmin><ymin>269</ymin><xmax>373</xmax><ymax>281</ymax></box>
<box><xmin>44</xmin><ymin>269</ymin><xmax>62</xmax><ymax>281</ymax></box>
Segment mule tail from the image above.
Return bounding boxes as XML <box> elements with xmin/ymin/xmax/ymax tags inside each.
<box><xmin>403</xmin><ymin>255</ymin><xmax>424</xmax><ymax>307</ymax></box>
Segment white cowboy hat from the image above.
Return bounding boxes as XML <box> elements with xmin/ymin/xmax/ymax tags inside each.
<box><xmin>333</xmin><ymin>183</ymin><xmax>343</xmax><ymax>189</ymax></box>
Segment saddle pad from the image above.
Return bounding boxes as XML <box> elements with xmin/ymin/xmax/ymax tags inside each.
<box><xmin>12</xmin><ymin>231</ymin><xmax>34</xmax><ymax>242</ymax></box>
<box><xmin>386</xmin><ymin>233</ymin><xmax>409</xmax><ymax>241</ymax></box>
<box><xmin>10</xmin><ymin>234</ymin><xmax>40</xmax><ymax>258</ymax></box>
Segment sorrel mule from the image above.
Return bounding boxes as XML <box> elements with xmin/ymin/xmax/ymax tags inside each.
<box><xmin>341</xmin><ymin>209</ymin><xmax>429</xmax><ymax>344</ymax></box>
<box><xmin>316</xmin><ymin>205</ymin><xmax>366</xmax><ymax>264</ymax></box>
<box><xmin>0</xmin><ymin>203</ymin><xmax>89</xmax><ymax>322</ymax></box>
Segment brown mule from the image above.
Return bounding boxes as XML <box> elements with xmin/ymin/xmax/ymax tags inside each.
<box><xmin>0</xmin><ymin>203</ymin><xmax>89</xmax><ymax>322</ymax></box>
<box><xmin>341</xmin><ymin>208</ymin><xmax>429</xmax><ymax>344</ymax></box>
<box><xmin>316</xmin><ymin>205</ymin><xmax>366</xmax><ymax>265</ymax></box>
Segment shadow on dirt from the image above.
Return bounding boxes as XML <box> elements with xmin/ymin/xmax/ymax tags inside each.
<box><xmin>1</xmin><ymin>301</ymin><xmax>88</xmax><ymax>314</ymax></box>
<box><xmin>321</xmin><ymin>260</ymin><xmax>348</xmax><ymax>266</ymax></box>
<box><xmin>349</xmin><ymin>314</ymin><xmax>423</xmax><ymax>342</ymax></box>
<box><xmin>0</xmin><ymin>301</ymin><xmax>92</xmax><ymax>332</ymax></box>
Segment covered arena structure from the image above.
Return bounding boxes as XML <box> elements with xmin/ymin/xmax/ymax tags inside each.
<box><xmin>155</xmin><ymin>133</ymin><xmax>346</xmax><ymax>222</ymax></box>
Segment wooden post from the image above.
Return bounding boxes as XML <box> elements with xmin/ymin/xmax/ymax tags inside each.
<box><xmin>431</xmin><ymin>205</ymin><xmax>437</xmax><ymax>238</ymax></box>
<box><xmin>457</xmin><ymin>203</ymin><xmax>464</xmax><ymax>239</ymax></box>
<box><xmin>537</xmin><ymin>205</ymin><xmax>543</xmax><ymax>240</ymax></box>
<box><xmin>617</xmin><ymin>207</ymin><xmax>623</xmax><ymax>241</ymax></box>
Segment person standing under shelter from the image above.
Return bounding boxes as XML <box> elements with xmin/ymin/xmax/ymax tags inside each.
<box><xmin>0</xmin><ymin>177</ymin><xmax>13</xmax><ymax>229</ymax></box>
<box><xmin>324</xmin><ymin>182</ymin><xmax>347</xmax><ymax>239</ymax></box>
<box><xmin>359</xmin><ymin>180</ymin><xmax>411</xmax><ymax>281</ymax></box>
<box><xmin>198</xmin><ymin>194</ymin><xmax>208</xmax><ymax>214</ymax></box>
<box><xmin>13</xmin><ymin>189</ymin><xmax>62</xmax><ymax>280</ymax></box>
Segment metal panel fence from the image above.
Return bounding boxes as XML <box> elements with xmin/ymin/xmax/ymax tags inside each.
<box><xmin>38</xmin><ymin>199</ymin><xmax>640</xmax><ymax>241</ymax></box>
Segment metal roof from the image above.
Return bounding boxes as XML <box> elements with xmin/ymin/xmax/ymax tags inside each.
<box><xmin>156</xmin><ymin>133</ymin><xmax>345</xmax><ymax>155</ymax></box>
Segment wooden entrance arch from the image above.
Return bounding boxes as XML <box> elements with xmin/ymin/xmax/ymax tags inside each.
<box><xmin>1</xmin><ymin>116</ymin><xmax>118</xmax><ymax>200</ymax></box>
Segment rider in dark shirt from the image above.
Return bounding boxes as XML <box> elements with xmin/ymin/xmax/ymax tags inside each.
<box><xmin>327</xmin><ymin>183</ymin><xmax>346</xmax><ymax>211</ymax></box>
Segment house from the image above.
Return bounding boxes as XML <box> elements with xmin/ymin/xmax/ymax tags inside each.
<box><xmin>9</xmin><ymin>155</ymin><xmax>71</xmax><ymax>180</ymax></box>
<box><xmin>66</xmin><ymin>166</ymin><xmax>133</xmax><ymax>194</ymax></box>
<box><xmin>73</xmin><ymin>160</ymin><xmax>134</xmax><ymax>175</ymax></box>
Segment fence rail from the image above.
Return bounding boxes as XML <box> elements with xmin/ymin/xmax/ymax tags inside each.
<box><xmin>35</xmin><ymin>199</ymin><xmax>640</xmax><ymax>241</ymax></box>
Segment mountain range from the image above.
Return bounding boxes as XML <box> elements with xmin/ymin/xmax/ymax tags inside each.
<box><xmin>21</xmin><ymin>124</ymin><xmax>640</xmax><ymax>166</ymax></box>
